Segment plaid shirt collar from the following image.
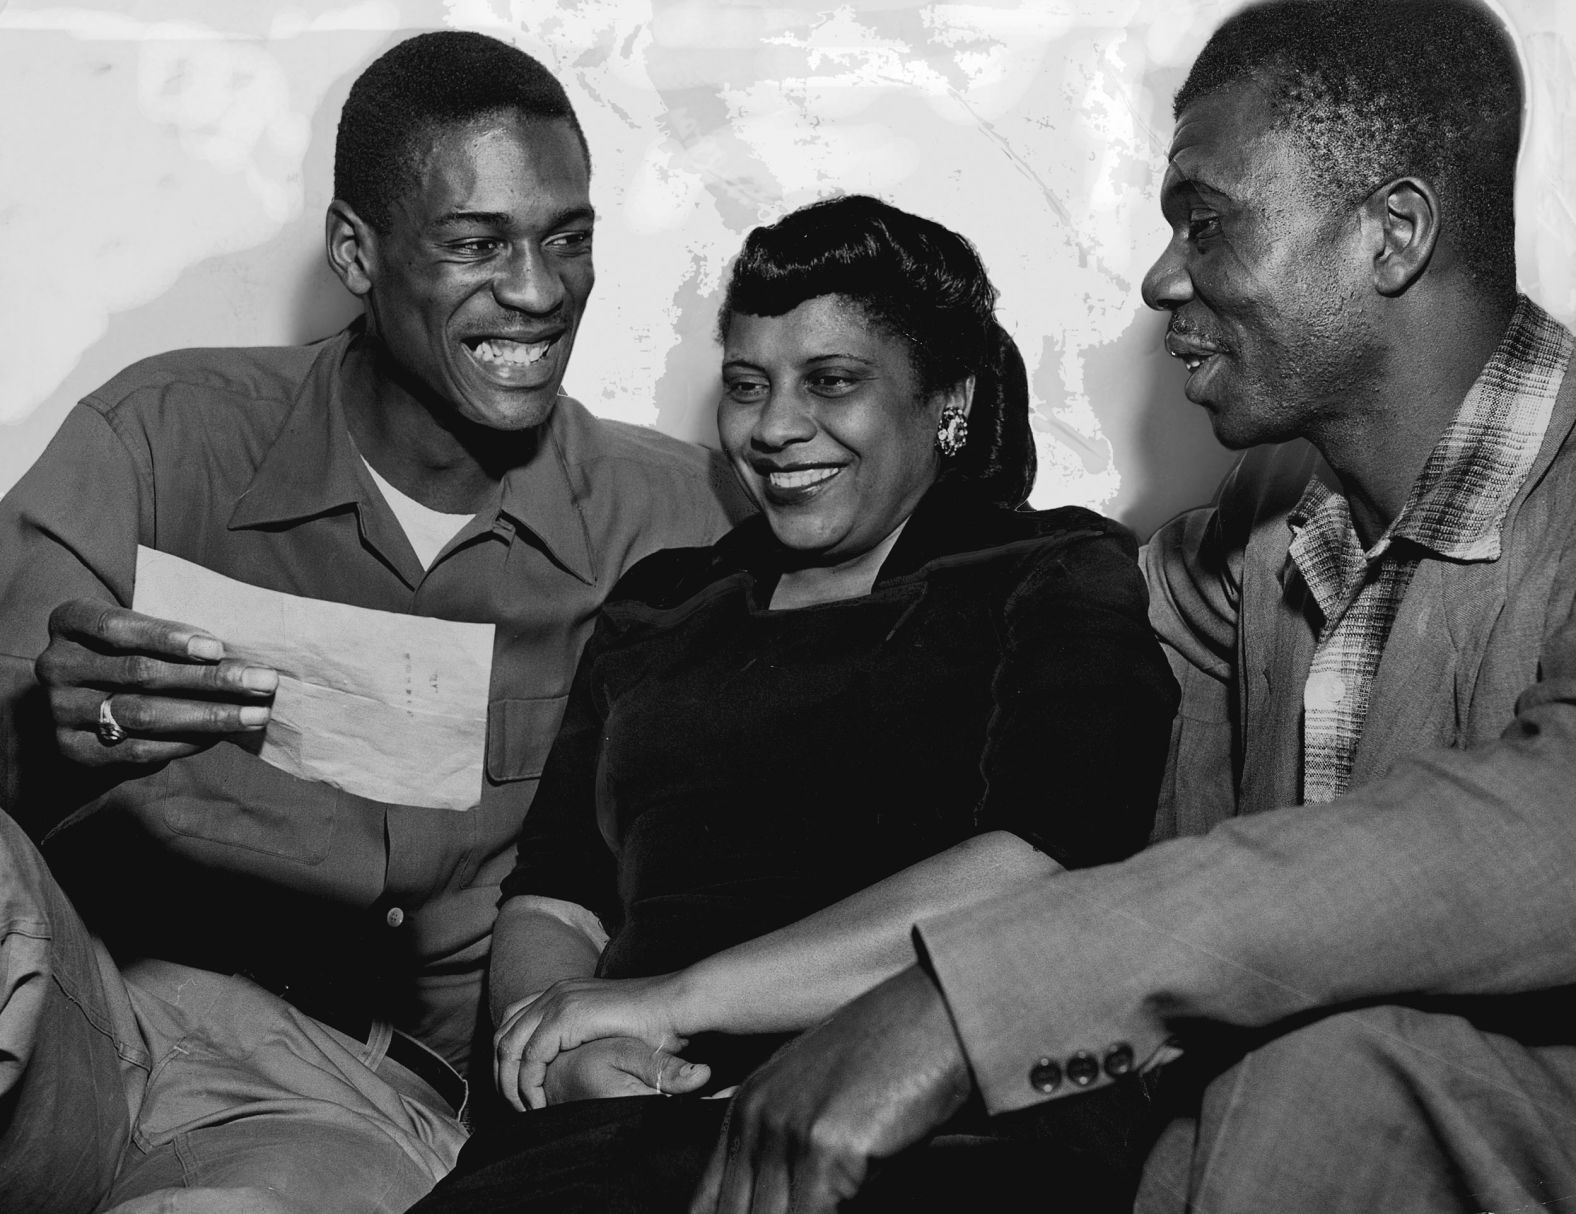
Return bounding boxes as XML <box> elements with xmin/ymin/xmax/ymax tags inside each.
<box><xmin>1289</xmin><ymin>295</ymin><xmax>1572</xmax><ymax>621</ymax></box>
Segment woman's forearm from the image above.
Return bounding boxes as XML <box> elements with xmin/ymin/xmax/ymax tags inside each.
<box><xmin>670</xmin><ymin>829</ymin><xmax>1060</xmax><ymax>1037</ymax></box>
<box><xmin>488</xmin><ymin>894</ymin><xmax>606</xmax><ymax>1027</ymax></box>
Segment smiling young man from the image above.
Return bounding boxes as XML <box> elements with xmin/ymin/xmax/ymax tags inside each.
<box><xmin>687</xmin><ymin>3</ymin><xmax>1576</xmax><ymax>1213</ymax></box>
<box><xmin>0</xmin><ymin>31</ymin><xmax>737</xmax><ymax>1214</ymax></box>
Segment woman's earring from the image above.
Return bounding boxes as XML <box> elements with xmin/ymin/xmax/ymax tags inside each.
<box><xmin>935</xmin><ymin>404</ymin><xmax>969</xmax><ymax>457</ymax></box>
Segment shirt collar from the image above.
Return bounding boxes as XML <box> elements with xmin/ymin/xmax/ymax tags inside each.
<box><xmin>494</xmin><ymin>397</ymin><xmax>600</xmax><ymax>585</ymax></box>
<box><xmin>228</xmin><ymin>326</ymin><xmax>368</xmax><ymax>530</ymax></box>
<box><xmin>1290</xmin><ymin>295</ymin><xmax>1572</xmax><ymax>567</ymax></box>
<box><xmin>229</xmin><ymin>324</ymin><xmax>599</xmax><ymax>584</ymax></box>
<box><xmin>1388</xmin><ymin>294</ymin><xmax>1572</xmax><ymax>562</ymax></box>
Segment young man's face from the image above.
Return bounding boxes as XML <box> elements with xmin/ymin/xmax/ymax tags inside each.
<box><xmin>362</xmin><ymin>111</ymin><xmax>594</xmax><ymax>432</ymax></box>
<box><xmin>1142</xmin><ymin>81</ymin><xmax>1382</xmax><ymax>449</ymax></box>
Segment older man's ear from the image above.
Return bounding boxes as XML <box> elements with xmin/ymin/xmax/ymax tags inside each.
<box><xmin>1364</xmin><ymin>177</ymin><xmax>1440</xmax><ymax>298</ymax></box>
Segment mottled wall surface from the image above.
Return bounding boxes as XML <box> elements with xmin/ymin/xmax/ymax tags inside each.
<box><xmin>4</xmin><ymin>0</ymin><xmax>1574</xmax><ymax>536</ymax></box>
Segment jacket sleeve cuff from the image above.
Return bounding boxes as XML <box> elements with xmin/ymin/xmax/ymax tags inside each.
<box><xmin>914</xmin><ymin>888</ymin><xmax>1176</xmax><ymax>1116</ymax></box>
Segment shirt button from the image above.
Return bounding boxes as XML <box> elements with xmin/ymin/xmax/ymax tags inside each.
<box><xmin>1103</xmin><ymin>1043</ymin><xmax>1135</xmax><ymax>1078</ymax></box>
<box><xmin>1303</xmin><ymin>671</ymin><xmax>1346</xmax><ymax>711</ymax></box>
<box><xmin>1028</xmin><ymin>1057</ymin><xmax>1062</xmax><ymax>1094</ymax></box>
<box><xmin>385</xmin><ymin>906</ymin><xmax>405</xmax><ymax>928</ymax></box>
<box><xmin>1066</xmin><ymin>1050</ymin><xmax>1100</xmax><ymax>1087</ymax></box>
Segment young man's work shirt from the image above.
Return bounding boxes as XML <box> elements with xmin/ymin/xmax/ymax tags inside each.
<box><xmin>0</xmin><ymin>327</ymin><xmax>738</xmax><ymax>1070</ymax></box>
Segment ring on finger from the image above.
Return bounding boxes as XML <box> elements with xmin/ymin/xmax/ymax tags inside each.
<box><xmin>97</xmin><ymin>696</ymin><xmax>128</xmax><ymax>747</ymax></box>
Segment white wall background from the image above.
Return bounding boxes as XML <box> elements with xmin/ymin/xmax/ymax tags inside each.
<box><xmin>3</xmin><ymin>0</ymin><xmax>1574</xmax><ymax>538</ymax></box>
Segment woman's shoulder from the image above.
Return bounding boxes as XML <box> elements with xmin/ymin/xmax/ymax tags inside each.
<box><xmin>606</xmin><ymin>546</ymin><xmax>727</xmax><ymax>611</ymax></box>
<box><xmin>893</xmin><ymin>498</ymin><xmax>1148</xmax><ymax>625</ymax></box>
<box><xmin>914</xmin><ymin>496</ymin><xmax>1139</xmax><ymax>570</ymax></box>
<box><xmin>604</xmin><ymin>515</ymin><xmax>769</xmax><ymax>613</ymax></box>
<box><xmin>989</xmin><ymin>503</ymin><xmax>1137</xmax><ymax>550</ymax></box>
<box><xmin>926</xmin><ymin>505</ymin><xmax>1155</xmax><ymax>646</ymax></box>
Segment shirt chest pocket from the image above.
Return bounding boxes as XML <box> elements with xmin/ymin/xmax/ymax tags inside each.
<box><xmin>486</xmin><ymin>694</ymin><xmax>571</xmax><ymax>783</ymax></box>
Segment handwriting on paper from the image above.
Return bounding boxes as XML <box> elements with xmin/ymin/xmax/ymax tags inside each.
<box><xmin>133</xmin><ymin>546</ymin><xmax>494</xmax><ymax>811</ymax></box>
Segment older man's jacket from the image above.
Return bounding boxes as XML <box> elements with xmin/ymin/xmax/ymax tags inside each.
<box><xmin>917</xmin><ymin>317</ymin><xmax>1576</xmax><ymax>1114</ymax></box>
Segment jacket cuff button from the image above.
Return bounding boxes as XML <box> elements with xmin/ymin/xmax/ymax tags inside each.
<box><xmin>1103</xmin><ymin>1043</ymin><xmax>1135</xmax><ymax>1078</ymax></box>
<box><xmin>1029</xmin><ymin>1057</ymin><xmax>1062</xmax><ymax>1094</ymax></box>
<box><xmin>1066</xmin><ymin>1050</ymin><xmax>1100</xmax><ymax>1087</ymax></box>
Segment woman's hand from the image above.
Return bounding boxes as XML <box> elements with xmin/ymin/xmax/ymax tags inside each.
<box><xmin>537</xmin><ymin>1036</ymin><xmax>711</xmax><ymax>1106</ymax></box>
<box><xmin>494</xmin><ymin>973</ymin><xmax>692</xmax><ymax>1110</ymax></box>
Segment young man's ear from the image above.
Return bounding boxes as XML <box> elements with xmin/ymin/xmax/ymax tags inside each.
<box><xmin>1363</xmin><ymin>176</ymin><xmax>1440</xmax><ymax>297</ymax></box>
<box><xmin>325</xmin><ymin>200</ymin><xmax>377</xmax><ymax>298</ymax></box>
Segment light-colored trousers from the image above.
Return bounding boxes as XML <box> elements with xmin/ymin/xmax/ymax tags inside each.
<box><xmin>0</xmin><ymin>809</ymin><xmax>467</xmax><ymax>1214</ymax></box>
<box><xmin>1137</xmin><ymin>1001</ymin><xmax>1576</xmax><ymax>1213</ymax></box>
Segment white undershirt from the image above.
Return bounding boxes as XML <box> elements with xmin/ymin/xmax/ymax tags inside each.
<box><xmin>361</xmin><ymin>458</ymin><xmax>475</xmax><ymax>569</ymax></box>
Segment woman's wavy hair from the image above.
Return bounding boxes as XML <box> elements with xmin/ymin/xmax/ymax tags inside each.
<box><xmin>717</xmin><ymin>194</ymin><xmax>1035</xmax><ymax>509</ymax></box>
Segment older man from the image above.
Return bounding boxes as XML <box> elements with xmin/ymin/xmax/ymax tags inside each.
<box><xmin>691</xmin><ymin>3</ymin><xmax>1576</xmax><ymax>1212</ymax></box>
<box><xmin>0</xmin><ymin>30</ymin><xmax>735</xmax><ymax>1214</ymax></box>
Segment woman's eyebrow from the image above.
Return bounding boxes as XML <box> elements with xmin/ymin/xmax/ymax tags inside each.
<box><xmin>803</xmin><ymin>353</ymin><xmax>877</xmax><ymax>366</ymax></box>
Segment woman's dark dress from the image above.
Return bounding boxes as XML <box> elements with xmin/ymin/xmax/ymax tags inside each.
<box><xmin>415</xmin><ymin>485</ymin><xmax>1180</xmax><ymax>1212</ymax></box>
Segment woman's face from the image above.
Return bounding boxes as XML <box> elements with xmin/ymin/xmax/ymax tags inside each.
<box><xmin>720</xmin><ymin>295</ymin><xmax>950</xmax><ymax>564</ymax></box>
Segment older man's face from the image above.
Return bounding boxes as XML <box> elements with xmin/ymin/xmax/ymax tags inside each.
<box><xmin>1142</xmin><ymin>81</ymin><xmax>1382</xmax><ymax>449</ymax></box>
<box><xmin>362</xmin><ymin>112</ymin><xmax>594</xmax><ymax>432</ymax></box>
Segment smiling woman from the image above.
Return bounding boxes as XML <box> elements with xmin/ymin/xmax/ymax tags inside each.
<box><xmin>717</xmin><ymin>297</ymin><xmax>954</xmax><ymax>604</ymax></box>
<box><xmin>408</xmin><ymin>195</ymin><xmax>1181</xmax><ymax>1214</ymax></box>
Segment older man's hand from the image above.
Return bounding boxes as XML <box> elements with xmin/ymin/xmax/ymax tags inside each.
<box><xmin>690</xmin><ymin>964</ymin><xmax>974</xmax><ymax>1214</ymax></box>
<box><xmin>36</xmin><ymin>599</ymin><xmax>276</xmax><ymax>766</ymax></box>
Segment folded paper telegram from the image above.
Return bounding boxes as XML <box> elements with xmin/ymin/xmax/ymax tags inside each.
<box><xmin>133</xmin><ymin>546</ymin><xmax>495</xmax><ymax>811</ymax></box>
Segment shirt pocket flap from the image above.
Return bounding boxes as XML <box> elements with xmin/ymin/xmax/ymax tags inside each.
<box><xmin>487</xmin><ymin>695</ymin><xmax>570</xmax><ymax>783</ymax></box>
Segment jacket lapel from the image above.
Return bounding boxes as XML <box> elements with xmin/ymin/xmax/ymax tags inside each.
<box><xmin>1356</xmin><ymin>345</ymin><xmax>1576</xmax><ymax>783</ymax></box>
<box><xmin>1351</xmin><ymin>560</ymin><xmax>1468</xmax><ymax>783</ymax></box>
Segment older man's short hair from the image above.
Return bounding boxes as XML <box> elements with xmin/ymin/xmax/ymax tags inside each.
<box><xmin>334</xmin><ymin>30</ymin><xmax>589</xmax><ymax>233</ymax></box>
<box><xmin>1176</xmin><ymin>0</ymin><xmax>1522</xmax><ymax>294</ymax></box>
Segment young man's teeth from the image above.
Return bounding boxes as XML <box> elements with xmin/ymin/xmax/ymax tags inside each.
<box><xmin>473</xmin><ymin>338</ymin><xmax>551</xmax><ymax>366</ymax></box>
<box><xmin>769</xmin><ymin>467</ymin><xmax>839</xmax><ymax>490</ymax></box>
<box><xmin>1185</xmin><ymin>356</ymin><xmax>1204</xmax><ymax>372</ymax></box>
